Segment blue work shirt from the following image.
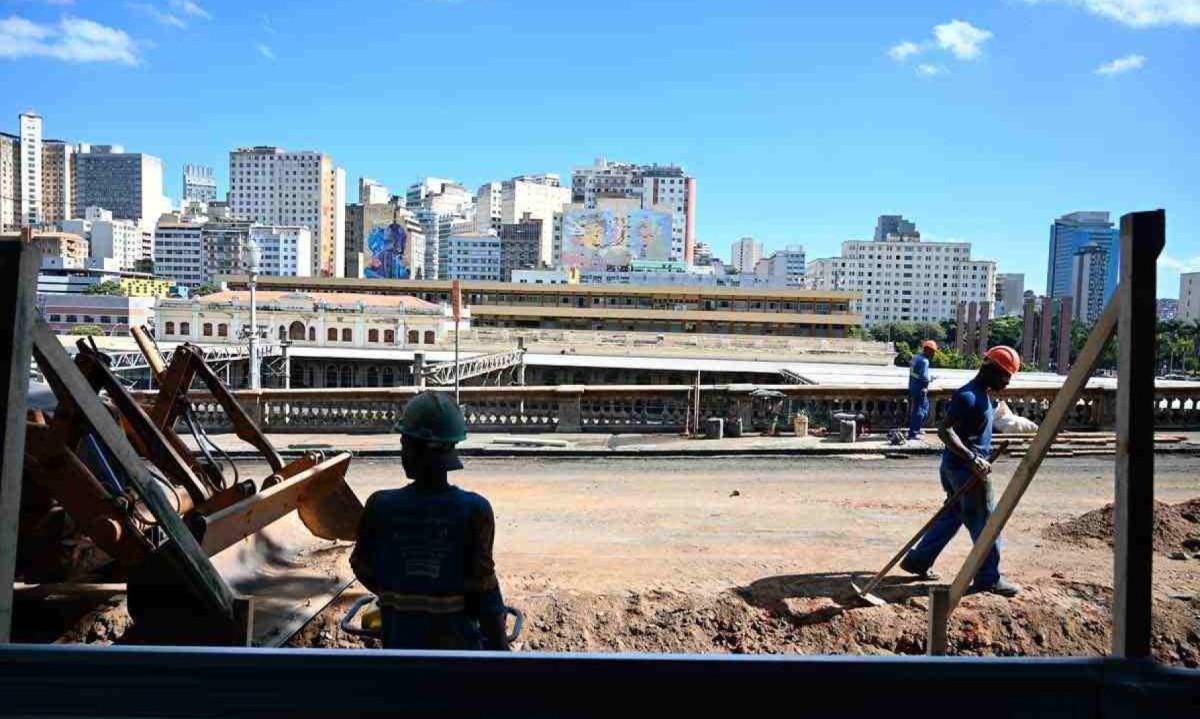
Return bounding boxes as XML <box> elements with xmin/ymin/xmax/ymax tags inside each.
<box><xmin>940</xmin><ymin>378</ymin><xmax>994</xmax><ymax>473</ymax></box>
<box><xmin>908</xmin><ymin>354</ymin><xmax>931</xmax><ymax>395</ymax></box>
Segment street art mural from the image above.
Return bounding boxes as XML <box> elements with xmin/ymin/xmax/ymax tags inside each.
<box><xmin>364</xmin><ymin>221</ymin><xmax>411</xmax><ymax>279</ymax></box>
<box><xmin>562</xmin><ymin>207</ymin><xmax>672</xmax><ymax>271</ymax></box>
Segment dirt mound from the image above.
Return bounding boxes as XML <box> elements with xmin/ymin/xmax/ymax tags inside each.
<box><xmin>289</xmin><ymin>579</ymin><xmax>1200</xmax><ymax>667</ymax></box>
<box><xmin>1043</xmin><ymin>498</ymin><xmax>1200</xmax><ymax>554</ymax></box>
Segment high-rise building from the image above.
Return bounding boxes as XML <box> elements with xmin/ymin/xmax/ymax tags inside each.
<box><xmin>228</xmin><ymin>146</ymin><xmax>346</xmax><ymax>277</ymax></box>
<box><xmin>1070</xmin><ymin>242</ymin><xmax>1109</xmax><ymax>325</ymax></box>
<box><xmin>753</xmin><ymin>245</ymin><xmax>806</xmax><ymax>287</ymax></box>
<box><xmin>1047</xmin><ymin>211</ymin><xmax>1118</xmax><ymax>304</ymax></box>
<box><xmin>359</xmin><ymin>177</ymin><xmax>390</xmax><ymax>205</ymax></box>
<box><xmin>18</xmin><ymin>112</ymin><xmax>43</xmax><ymax>227</ymax></box>
<box><xmin>1180</xmin><ymin>272</ymin><xmax>1200</xmax><ymax>321</ymax></box>
<box><xmin>499</xmin><ymin>214</ymin><xmax>543</xmax><ymax>281</ymax></box>
<box><xmin>407</xmin><ymin>177</ymin><xmax>474</xmax><ymax>280</ymax></box>
<box><xmin>693</xmin><ymin>241</ymin><xmax>714</xmax><ymax>267</ymax></box>
<box><xmin>201</xmin><ymin>220</ymin><xmax>255</xmax><ymax>281</ymax></box>
<box><xmin>570</xmin><ymin>158</ymin><xmax>696</xmax><ymax>263</ymax></box>
<box><xmin>471</xmin><ymin>175</ymin><xmax>567</xmax><ymax>268</ymax></box>
<box><xmin>0</xmin><ymin>132</ymin><xmax>17</xmax><ymax>231</ymax></box>
<box><xmin>250</xmin><ymin>225</ymin><xmax>313</xmax><ymax>277</ymax></box>
<box><xmin>805</xmin><ymin>217</ymin><xmax>995</xmax><ymax>326</ymax></box>
<box><xmin>153</xmin><ymin>217</ymin><xmax>205</xmax><ymax>288</ymax></box>
<box><xmin>873</xmin><ymin>214</ymin><xmax>919</xmax><ymax>242</ymax></box>
<box><xmin>344</xmin><ymin>200</ymin><xmax>426</xmax><ymax>279</ymax></box>
<box><xmin>42</xmin><ymin>139</ymin><xmax>73</xmax><ymax>225</ymax></box>
<box><xmin>995</xmin><ymin>273</ymin><xmax>1025</xmax><ymax>316</ymax></box>
<box><xmin>75</xmin><ymin>145</ymin><xmax>166</xmax><ymax>223</ymax></box>
<box><xmin>62</xmin><ymin>207</ymin><xmax>144</xmax><ymax>271</ymax></box>
<box><xmin>731</xmin><ymin>237</ymin><xmax>762</xmax><ymax>274</ymax></box>
<box><xmin>182</xmin><ymin>164</ymin><xmax>218</xmax><ymax>203</ymax></box>
<box><xmin>444</xmin><ymin>231</ymin><xmax>502</xmax><ymax>281</ymax></box>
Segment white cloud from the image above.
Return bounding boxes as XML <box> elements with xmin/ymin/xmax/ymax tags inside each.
<box><xmin>916</xmin><ymin>63</ymin><xmax>947</xmax><ymax>76</ymax></box>
<box><xmin>170</xmin><ymin>0</ymin><xmax>211</xmax><ymax>20</ymax></box>
<box><xmin>888</xmin><ymin>40</ymin><xmax>924</xmax><ymax>61</ymax></box>
<box><xmin>933</xmin><ymin>19</ymin><xmax>994</xmax><ymax>60</ymax></box>
<box><xmin>256</xmin><ymin>42</ymin><xmax>276</xmax><ymax>60</ymax></box>
<box><xmin>129</xmin><ymin>3</ymin><xmax>186</xmax><ymax>28</ymax></box>
<box><xmin>0</xmin><ymin>15</ymin><xmax>139</xmax><ymax>65</ymax></box>
<box><xmin>1025</xmin><ymin>0</ymin><xmax>1200</xmax><ymax>28</ymax></box>
<box><xmin>1095</xmin><ymin>53</ymin><xmax>1147</xmax><ymax>74</ymax></box>
<box><xmin>1159</xmin><ymin>255</ymin><xmax>1200</xmax><ymax>273</ymax></box>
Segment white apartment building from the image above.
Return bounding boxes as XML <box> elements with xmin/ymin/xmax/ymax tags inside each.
<box><xmin>500</xmin><ymin>176</ymin><xmax>569</xmax><ymax>266</ymax></box>
<box><xmin>153</xmin><ymin>219</ymin><xmax>205</xmax><ymax>288</ymax></box>
<box><xmin>0</xmin><ymin>112</ymin><xmax>71</xmax><ymax>230</ymax></box>
<box><xmin>251</xmin><ymin>225</ymin><xmax>313</xmax><ymax>277</ymax></box>
<box><xmin>359</xmin><ymin>177</ymin><xmax>389</xmax><ymax>205</ymax></box>
<box><xmin>408</xmin><ymin>177</ymin><xmax>475</xmax><ymax>280</ymax></box>
<box><xmin>1180</xmin><ymin>272</ymin><xmax>1200</xmax><ymax>322</ymax></box>
<box><xmin>18</xmin><ymin>112</ymin><xmax>42</xmax><ymax>227</ymax></box>
<box><xmin>806</xmin><ymin>230</ymin><xmax>996</xmax><ymax>326</ymax></box>
<box><xmin>227</xmin><ymin>146</ymin><xmax>346</xmax><ymax>278</ymax></box>
<box><xmin>753</xmin><ymin>245</ymin><xmax>806</xmax><ymax>287</ymax></box>
<box><xmin>731</xmin><ymin>237</ymin><xmax>762</xmax><ymax>274</ymax></box>
<box><xmin>444</xmin><ymin>231</ymin><xmax>502</xmax><ymax>281</ymax></box>
<box><xmin>570</xmin><ymin>158</ymin><xmax>696</xmax><ymax>264</ymax></box>
<box><xmin>62</xmin><ymin>206</ymin><xmax>144</xmax><ymax>270</ymax></box>
<box><xmin>475</xmin><ymin>181</ymin><xmax>503</xmax><ymax>233</ymax></box>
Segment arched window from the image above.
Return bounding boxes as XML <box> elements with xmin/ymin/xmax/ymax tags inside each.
<box><xmin>327</xmin><ymin>327</ymin><xmax>337</xmax><ymax>342</ymax></box>
<box><xmin>340</xmin><ymin>365</ymin><xmax>353</xmax><ymax>387</ymax></box>
<box><xmin>325</xmin><ymin>365</ymin><xmax>338</xmax><ymax>387</ymax></box>
<box><xmin>368</xmin><ymin>329</ymin><xmax>379</xmax><ymax>343</ymax></box>
<box><xmin>218</xmin><ymin>323</ymin><xmax>228</xmax><ymax>337</ymax></box>
<box><xmin>288</xmin><ymin>321</ymin><xmax>305</xmax><ymax>341</ymax></box>
<box><xmin>180</xmin><ymin>321</ymin><xmax>191</xmax><ymax>336</ymax></box>
<box><xmin>308</xmin><ymin>327</ymin><xmax>316</xmax><ymax>342</ymax></box>
<box><xmin>165</xmin><ymin>321</ymin><xmax>175</xmax><ymax>335</ymax></box>
<box><xmin>202</xmin><ymin>322</ymin><xmax>213</xmax><ymax>337</ymax></box>
<box><xmin>407</xmin><ymin>329</ymin><xmax>419</xmax><ymax>344</ymax></box>
<box><xmin>341</xmin><ymin>328</ymin><xmax>352</xmax><ymax>342</ymax></box>
<box><xmin>384</xmin><ymin>329</ymin><xmax>395</xmax><ymax>344</ymax></box>
<box><xmin>366</xmin><ymin>367</ymin><xmax>379</xmax><ymax>387</ymax></box>
<box><xmin>278</xmin><ymin>325</ymin><xmax>286</xmax><ymax>341</ymax></box>
<box><xmin>424</xmin><ymin>330</ymin><xmax>436</xmax><ymax>345</ymax></box>
<box><xmin>381</xmin><ymin>367</ymin><xmax>395</xmax><ymax>386</ymax></box>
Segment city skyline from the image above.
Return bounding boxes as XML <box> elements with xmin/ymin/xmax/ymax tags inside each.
<box><xmin>1</xmin><ymin>0</ymin><xmax>1197</xmax><ymax>296</ymax></box>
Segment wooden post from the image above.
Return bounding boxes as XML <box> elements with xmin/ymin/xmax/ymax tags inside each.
<box><xmin>927</xmin><ymin>585</ymin><xmax>950</xmax><ymax>656</ymax></box>
<box><xmin>0</xmin><ymin>233</ymin><xmax>38</xmax><ymax>643</ymax></box>
<box><xmin>1112</xmin><ymin>210</ymin><xmax>1164</xmax><ymax>658</ymax></box>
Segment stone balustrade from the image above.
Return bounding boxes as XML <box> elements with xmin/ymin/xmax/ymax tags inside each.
<box><xmin>136</xmin><ymin>384</ymin><xmax>1200</xmax><ymax>435</ymax></box>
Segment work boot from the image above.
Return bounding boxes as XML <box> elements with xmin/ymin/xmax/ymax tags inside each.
<box><xmin>969</xmin><ymin>577</ymin><xmax>1021</xmax><ymax>597</ymax></box>
<box><xmin>899</xmin><ymin>555</ymin><xmax>940</xmax><ymax>581</ymax></box>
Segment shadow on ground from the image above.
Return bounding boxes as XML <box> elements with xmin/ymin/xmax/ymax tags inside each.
<box><xmin>736</xmin><ymin>571</ymin><xmax>934</xmax><ymax>618</ymax></box>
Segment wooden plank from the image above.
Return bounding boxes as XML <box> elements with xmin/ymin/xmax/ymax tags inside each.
<box><xmin>947</xmin><ymin>294</ymin><xmax>1120</xmax><ymax>610</ymax></box>
<box><xmin>0</xmin><ymin>235</ymin><xmax>39</xmax><ymax>643</ymax></box>
<box><xmin>29</xmin><ymin>321</ymin><xmax>235</xmax><ymax>618</ymax></box>
<box><xmin>927</xmin><ymin>585</ymin><xmax>950</xmax><ymax>656</ymax></box>
<box><xmin>1112</xmin><ymin>209</ymin><xmax>1164</xmax><ymax>658</ymax></box>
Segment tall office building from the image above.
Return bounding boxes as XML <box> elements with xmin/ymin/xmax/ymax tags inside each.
<box><xmin>471</xmin><ymin>175</ymin><xmax>567</xmax><ymax>267</ymax></box>
<box><xmin>183</xmin><ymin>164</ymin><xmax>218</xmax><ymax>203</ymax></box>
<box><xmin>1180</xmin><ymin>272</ymin><xmax>1200</xmax><ymax>322</ymax></box>
<box><xmin>1047</xmin><ymin>211</ymin><xmax>1118</xmax><ymax>304</ymax></box>
<box><xmin>805</xmin><ymin>216</ymin><xmax>995</xmax><ymax>326</ymax></box>
<box><xmin>75</xmin><ymin>145</ymin><xmax>166</xmax><ymax>223</ymax></box>
<box><xmin>444</xmin><ymin>231</ymin><xmax>502</xmax><ymax>282</ymax></box>
<box><xmin>995</xmin><ymin>273</ymin><xmax>1026</xmax><ymax>316</ymax></box>
<box><xmin>0</xmin><ymin>132</ymin><xmax>17</xmax><ymax>231</ymax></box>
<box><xmin>1070</xmin><ymin>242</ymin><xmax>1109</xmax><ymax>325</ymax></box>
<box><xmin>1</xmin><ymin>111</ymin><xmax>71</xmax><ymax>229</ymax></box>
<box><xmin>499</xmin><ymin>215</ymin><xmax>543</xmax><ymax>281</ymax></box>
<box><xmin>359</xmin><ymin>177</ymin><xmax>390</xmax><ymax>205</ymax></box>
<box><xmin>407</xmin><ymin>177</ymin><xmax>474</xmax><ymax>279</ymax></box>
<box><xmin>730</xmin><ymin>237</ymin><xmax>762</xmax><ymax>274</ymax></box>
<box><xmin>753</xmin><ymin>245</ymin><xmax>806</xmax><ymax>287</ymax></box>
<box><xmin>873</xmin><ymin>214</ymin><xmax>919</xmax><ymax>242</ymax></box>
<box><xmin>228</xmin><ymin>146</ymin><xmax>346</xmax><ymax>277</ymax></box>
<box><xmin>570</xmin><ymin>158</ymin><xmax>696</xmax><ymax>263</ymax></box>
<box><xmin>474</xmin><ymin>181</ymin><xmax>503</xmax><ymax>234</ymax></box>
<box><xmin>154</xmin><ymin>217</ymin><xmax>205</xmax><ymax>288</ymax></box>
<box><xmin>250</xmin><ymin>225</ymin><xmax>313</xmax><ymax>277</ymax></box>
<box><xmin>41</xmin><ymin>139</ymin><xmax>73</xmax><ymax>224</ymax></box>
<box><xmin>18</xmin><ymin>112</ymin><xmax>43</xmax><ymax>227</ymax></box>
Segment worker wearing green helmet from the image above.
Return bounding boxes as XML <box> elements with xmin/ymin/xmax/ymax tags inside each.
<box><xmin>350</xmin><ymin>391</ymin><xmax>509</xmax><ymax>650</ymax></box>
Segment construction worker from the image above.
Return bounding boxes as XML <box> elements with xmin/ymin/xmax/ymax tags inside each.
<box><xmin>907</xmin><ymin>340</ymin><xmax>938</xmax><ymax>440</ymax></box>
<box><xmin>900</xmin><ymin>345</ymin><xmax>1022</xmax><ymax>597</ymax></box>
<box><xmin>350</xmin><ymin>391</ymin><xmax>510</xmax><ymax>650</ymax></box>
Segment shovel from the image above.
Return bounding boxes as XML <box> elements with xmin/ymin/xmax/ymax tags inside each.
<box><xmin>851</xmin><ymin>442</ymin><xmax>1008</xmax><ymax>606</ymax></box>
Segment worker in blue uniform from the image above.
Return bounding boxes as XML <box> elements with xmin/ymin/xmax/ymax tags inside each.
<box><xmin>900</xmin><ymin>346</ymin><xmax>1022</xmax><ymax>597</ymax></box>
<box><xmin>907</xmin><ymin>340</ymin><xmax>938</xmax><ymax>440</ymax></box>
<box><xmin>350</xmin><ymin>391</ymin><xmax>509</xmax><ymax>650</ymax></box>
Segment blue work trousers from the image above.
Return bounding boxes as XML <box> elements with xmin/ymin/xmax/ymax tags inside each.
<box><xmin>908</xmin><ymin>391</ymin><xmax>929</xmax><ymax>439</ymax></box>
<box><xmin>904</xmin><ymin>463</ymin><xmax>1002</xmax><ymax>589</ymax></box>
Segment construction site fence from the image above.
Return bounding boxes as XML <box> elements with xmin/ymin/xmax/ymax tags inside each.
<box><xmin>133</xmin><ymin>384</ymin><xmax>1200</xmax><ymax>434</ymax></box>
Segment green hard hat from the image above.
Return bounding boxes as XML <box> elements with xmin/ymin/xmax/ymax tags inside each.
<box><xmin>396</xmin><ymin>391</ymin><xmax>468</xmax><ymax>444</ymax></box>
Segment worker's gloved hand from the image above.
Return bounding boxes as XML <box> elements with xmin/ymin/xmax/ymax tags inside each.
<box><xmin>971</xmin><ymin>454</ymin><xmax>992</xmax><ymax>476</ymax></box>
<box><xmin>480</xmin><ymin>612</ymin><xmax>510</xmax><ymax>651</ymax></box>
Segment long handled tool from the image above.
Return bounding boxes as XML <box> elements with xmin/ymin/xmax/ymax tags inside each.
<box><xmin>851</xmin><ymin>441</ymin><xmax>1009</xmax><ymax>606</ymax></box>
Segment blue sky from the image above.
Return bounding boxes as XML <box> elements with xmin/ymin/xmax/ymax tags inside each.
<box><xmin>2</xmin><ymin>0</ymin><xmax>1197</xmax><ymax>296</ymax></box>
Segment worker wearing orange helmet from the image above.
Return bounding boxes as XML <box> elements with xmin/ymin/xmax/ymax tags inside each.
<box><xmin>906</xmin><ymin>339</ymin><xmax>939</xmax><ymax>440</ymax></box>
<box><xmin>900</xmin><ymin>345</ymin><xmax>1022</xmax><ymax>597</ymax></box>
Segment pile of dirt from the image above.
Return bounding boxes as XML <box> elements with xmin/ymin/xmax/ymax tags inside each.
<box><xmin>1043</xmin><ymin>498</ymin><xmax>1200</xmax><ymax>555</ymax></box>
<box><xmin>289</xmin><ymin>579</ymin><xmax>1200</xmax><ymax>667</ymax></box>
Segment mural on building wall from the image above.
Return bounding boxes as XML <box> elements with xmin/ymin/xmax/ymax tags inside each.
<box><xmin>562</xmin><ymin>208</ymin><xmax>672</xmax><ymax>271</ymax></box>
<box><xmin>364</xmin><ymin>221</ymin><xmax>411</xmax><ymax>279</ymax></box>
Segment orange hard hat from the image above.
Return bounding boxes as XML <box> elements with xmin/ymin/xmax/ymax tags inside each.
<box><xmin>984</xmin><ymin>345</ymin><xmax>1021</xmax><ymax>376</ymax></box>
<box><xmin>920</xmin><ymin>340</ymin><xmax>938</xmax><ymax>353</ymax></box>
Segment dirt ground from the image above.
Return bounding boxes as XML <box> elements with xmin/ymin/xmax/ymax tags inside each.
<box><xmin>287</xmin><ymin>455</ymin><xmax>1200</xmax><ymax>665</ymax></box>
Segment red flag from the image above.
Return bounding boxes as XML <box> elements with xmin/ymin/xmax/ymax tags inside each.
<box><xmin>451</xmin><ymin>279</ymin><xmax>462</xmax><ymax>322</ymax></box>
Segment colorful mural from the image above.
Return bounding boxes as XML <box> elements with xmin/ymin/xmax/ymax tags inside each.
<box><xmin>364</xmin><ymin>221</ymin><xmax>411</xmax><ymax>279</ymax></box>
<box><xmin>561</xmin><ymin>207</ymin><xmax>672</xmax><ymax>270</ymax></box>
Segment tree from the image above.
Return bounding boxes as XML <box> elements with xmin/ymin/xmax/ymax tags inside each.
<box><xmin>68</xmin><ymin>324</ymin><xmax>105</xmax><ymax>336</ymax></box>
<box><xmin>194</xmin><ymin>282</ymin><xmax>221</xmax><ymax>296</ymax></box>
<box><xmin>133</xmin><ymin>258</ymin><xmax>154</xmax><ymax>274</ymax></box>
<box><xmin>83</xmin><ymin>280</ymin><xmax>126</xmax><ymax>296</ymax></box>
<box><xmin>987</xmin><ymin>315</ymin><xmax>1022</xmax><ymax>350</ymax></box>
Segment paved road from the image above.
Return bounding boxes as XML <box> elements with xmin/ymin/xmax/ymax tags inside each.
<box><xmin>333</xmin><ymin>454</ymin><xmax>1200</xmax><ymax>599</ymax></box>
